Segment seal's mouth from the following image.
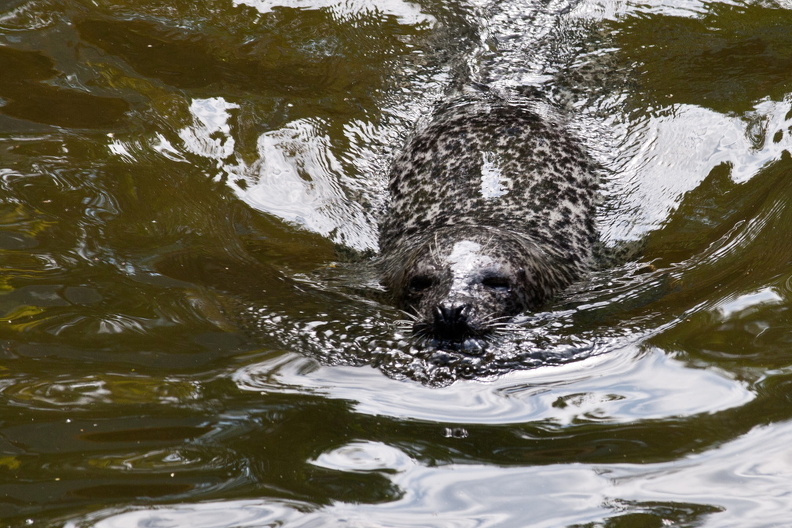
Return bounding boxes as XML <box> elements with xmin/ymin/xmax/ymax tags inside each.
<box><xmin>396</xmin><ymin>304</ymin><xmax>511</xmax><ymax>352</ymax></box>
<box><xmin>407</xmin><ymin>324</ymin><xmax>488</xmax><ymax>355</ymax></box>
<box><xmin>397</xmin><ymin>303</ymin><xmax>513</xmax><ymax>355</ymax></box>
<box><xmin>411</xmin><ymin>319</ymin><xmax>492</xmax><ymax>353</ymax></box>
<box><xmin>428</xmin><ymin>336</ymin><xmax>488</xmax><ymax>354</ymax></box>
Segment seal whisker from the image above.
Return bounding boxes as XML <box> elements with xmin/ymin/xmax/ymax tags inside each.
<box><xmin>411</xmin><ymin>323</ymin><xmax>434</xmax><ymax>343</ymax></box>
<box><xmin>399</xmin><ymin>309</ymin><xmax>420</xmax><ymax>322</ymax></box>
<box><xmin>483</xmin><ymin>321</ymin><xmax>511</xmax><ymax>330</ymax></box>
<box><xmin>476</xmin><ymin>314</ymin><xmax>512</xmax><ymax>327</ymax></box>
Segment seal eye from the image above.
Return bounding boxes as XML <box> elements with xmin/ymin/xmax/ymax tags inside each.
<box><xmin>481</xmin><ymin>275</ymin><xmax>511</xmax><ymax>291</ymax></box>
<box><xmin>408</xmin><ymin>275</ymin><xmax>434</xmax><ymax>293</ymax></box>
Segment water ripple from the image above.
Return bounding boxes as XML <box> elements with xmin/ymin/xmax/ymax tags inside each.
<box><xmin>233</xmin><ymin>345</ymin><xmax>753</xmax><ymax>425</ymax></box>
<box><xmin>69</xmin><ymin>420</ymin><xmax>792</xmax><ymax>527</ymax></box>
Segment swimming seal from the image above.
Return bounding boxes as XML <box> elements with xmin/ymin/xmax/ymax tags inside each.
<box><xmin>378</xmin><ymin>96</ymin><xmax>598</xmax><ymax>347</ymax></box>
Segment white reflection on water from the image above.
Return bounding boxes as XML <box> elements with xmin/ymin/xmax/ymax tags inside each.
<box><xmin>605</xmin><ymin>420</ymin><xmax>792</xmax><ymax>526</ymax></box>
<box><xmin>231</xmin><ymin>0</ymin><xmax>436</xmax><ymax>25</ymax></box>
<box><xmin>233</xmin><ymin>346</ymin><xmax>753</xmax><ymax>425</ymax></box>
<box><xmin>179</xmin><ymin>98</ymin><xmax>239</xmax><ymax>161</ymax></box>
<box><xmin>66</xmin><ymin>499</ymin><xmax>309</xmax><ymax>528</ymax></box>
<box><xmin>174</xmin><ymin>97</ymin><xmax>380</xmax><ymax>251</ymax></box>
<box><xmin>70</xmin><ymin>420</ymin><xmax>792</xmax><ymax>527</ymax></box>
<box><xmin>232</xmin><ymin>118</ymin><xmax>378</xmax><ymax>250</ymax></box>
<box><xmin>714</xmin><ymin>286</ymin><xmax>785</xmax><ymax>319</ymax></box>
<box><xmin>598</xmin><ymin>99</ymin><xmax>792</xmax><ymax>243</ymax></box>
<box><xmin>314</xmin><ymin>441</ymin><xmax>414</xmax><ymax>472</ymax></box>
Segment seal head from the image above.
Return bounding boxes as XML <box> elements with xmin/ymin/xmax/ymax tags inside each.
<box><xmin>384</xmin><ymin>225</ymin><xmax>582</xmax><ymax>346</ymax></box>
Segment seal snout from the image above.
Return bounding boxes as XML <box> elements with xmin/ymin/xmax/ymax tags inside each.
<box><xmin>432</xmin><ymin>301</ymin><xmax>475</xmax><ymax>341</ymax></box>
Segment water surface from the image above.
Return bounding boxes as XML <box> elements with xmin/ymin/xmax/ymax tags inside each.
<box><xmin>2</xmin><ymin>0</ymin><xmax>792</xmax><ymax>526</ymax></box>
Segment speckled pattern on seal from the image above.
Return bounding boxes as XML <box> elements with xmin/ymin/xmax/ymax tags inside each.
<box><xmin>378</xmin><ymin>95</ymin><xmax>598</xmax><ymax>346</ymax></box>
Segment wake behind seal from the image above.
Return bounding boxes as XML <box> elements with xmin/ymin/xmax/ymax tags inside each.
<box><xmin>378</xmin><ymin>95</ymin><xmax>598</xmax><ymax>349</ymax></box>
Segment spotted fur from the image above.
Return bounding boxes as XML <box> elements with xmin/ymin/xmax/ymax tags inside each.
<box><xmin>378</xmin><ymin>95</ymin><xmax>598</xmax><ymax>346</ymax></box>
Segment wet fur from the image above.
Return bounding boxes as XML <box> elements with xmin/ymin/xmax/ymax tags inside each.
<box><xmin>378</xmin><ymin>95</ymin><xmax>598</xmax><ymax>344</ymax></box>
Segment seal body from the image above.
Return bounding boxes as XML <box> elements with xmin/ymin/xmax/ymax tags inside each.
<box><xmin>378</xmin><ymin>97</ymin><xmax>597</xmax><ymax>346</ymax></box>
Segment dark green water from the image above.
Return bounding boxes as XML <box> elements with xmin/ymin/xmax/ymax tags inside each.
<box><xmin>1</xmin><ymin>0</ymin><xmax>792</xmax><ymax>526</ymax></box>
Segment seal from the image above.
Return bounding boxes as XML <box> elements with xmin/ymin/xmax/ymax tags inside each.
<box><xmin>378</xmin><ymin>96</ymin><xmax>598</xmax><ymax>347</ymax></box>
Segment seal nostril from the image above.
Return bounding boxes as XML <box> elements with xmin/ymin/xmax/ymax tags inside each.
<box><xmin>433</xmin><ymin>305</ymin><xmax>444</xmax><ymax>324</ymax></box>
<box><xmin>435</xmin><ymin>303</ymin><xmax>469</xmax><ymax>324</ymax></box>
<box><xmin>455</xmin><ymin>303</ymin><xmax>472</xmax><ymax>322</ymax></box>
<box><xmin>433</xmin><ymin>302</ymin><xmax>474</xmax><ymax>341</ymax></box>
